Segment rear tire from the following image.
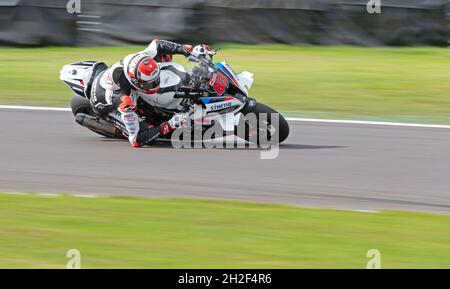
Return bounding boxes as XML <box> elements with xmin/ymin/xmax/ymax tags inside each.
<box><xmin>71</xmin><ymin>94</ymin><xmax>94</xmax><ymax>116</ymax></box>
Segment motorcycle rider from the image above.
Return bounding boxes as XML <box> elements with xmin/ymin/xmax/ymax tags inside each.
<box><xmin>89</xmin><ymin>39</ymin><xmax>214</xmax><ymax>147</ymax></box>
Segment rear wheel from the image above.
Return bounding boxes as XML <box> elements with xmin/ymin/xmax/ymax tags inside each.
<box><xmin>237</xmin><ymin>102</ymin><xmax>290</xmax><ymax>145</ymax></box>
<box><xmin>71</xmin><ymin>94</ymin><xmax>94</xmax><ymax>116</ymax></box>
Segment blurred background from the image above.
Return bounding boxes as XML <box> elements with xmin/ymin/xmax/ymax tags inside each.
<box><xmin>0</xmin><ymin>0</ymin><xmax>449</xmax><ymax>47</ymax></box>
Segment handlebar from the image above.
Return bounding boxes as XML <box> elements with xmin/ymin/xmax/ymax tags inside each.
<box><xmin>187</xmin><ymin>50</ymin><xmax>219</xmax><ymax>70</ymax></box>
<box><xmin>174</xmin><ymin>48</ymin><xmax>221</xmax><ymax>99</ymax></box>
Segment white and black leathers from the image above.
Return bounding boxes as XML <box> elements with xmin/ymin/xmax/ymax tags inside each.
<box><xmin>89</xmin><ymin>39</ymin><xmax>192</xmax><ymax>147</ymax></box>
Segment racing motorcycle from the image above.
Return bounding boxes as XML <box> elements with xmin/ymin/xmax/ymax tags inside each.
<box><xmin>59</xmin><ymin>51</ymin><xmax>289</xmax><ymax>145</ymax></box>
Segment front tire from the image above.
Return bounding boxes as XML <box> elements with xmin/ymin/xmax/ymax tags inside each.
<box><xmin>237</xmin><ymin>102</ymin><xmax>290</xmax><ymax>145</ymax></box>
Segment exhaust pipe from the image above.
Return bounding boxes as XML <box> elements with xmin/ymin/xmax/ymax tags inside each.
<box><xmin>75</xmin><ymin>113</ymin><xmax>122</xmax><ymax>138</ymax></box>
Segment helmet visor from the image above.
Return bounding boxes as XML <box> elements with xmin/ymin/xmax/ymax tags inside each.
<box><xmin>138</xmin><ymin>76</ymin><xmax>160</xmax><ymax>91</ymax></box>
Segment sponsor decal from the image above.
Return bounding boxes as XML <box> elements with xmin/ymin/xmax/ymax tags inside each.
<box><xmin>210</xmin><ymin>101</ymin><xmax>232</xmax><ymax>111</ymax></box>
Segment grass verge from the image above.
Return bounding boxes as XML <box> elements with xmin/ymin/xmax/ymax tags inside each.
<box><xmin>0</xmin><ymin>193</ymin><xmax>449</xmax><ymax>268</ymax></box>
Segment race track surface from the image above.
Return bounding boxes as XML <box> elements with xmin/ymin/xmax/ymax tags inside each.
<box><xmin>1</xmin><ymin>108</ymin><xmax>450</xmax><ymax>213</ymax></box>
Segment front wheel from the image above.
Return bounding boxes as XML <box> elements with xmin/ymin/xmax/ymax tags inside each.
<box><xmin>237</xmin><ymin>102</ymin><xmax>290</xmax><ymax>145</ymax></box>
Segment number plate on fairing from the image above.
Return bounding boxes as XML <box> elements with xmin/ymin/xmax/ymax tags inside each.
<box><xmin>209</xmin><ymin>72</ymin><xmax>229</xmax><ymax>95</ymax></box>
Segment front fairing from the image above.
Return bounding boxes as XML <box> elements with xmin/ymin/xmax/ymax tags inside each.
<box><xmin>215</xmin><ymin>62</ymin><xmax>248</xmax><ymax>97</ymax></box>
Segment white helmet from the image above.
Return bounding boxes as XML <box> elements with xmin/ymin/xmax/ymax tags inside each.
<box><xmin>123</xmin><ymin>53</ymin><xmax>160</xmax><ymax>93</ymax></box>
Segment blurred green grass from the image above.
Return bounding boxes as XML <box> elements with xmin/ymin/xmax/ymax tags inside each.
<box><xmin>1</xmin><ymin>45</ymin><xmax>450</xmax><ymax>123</ymax></box>
<box><xmin>0</xmin><ymin>193</ymin><xmax>449</xmax><ymax>268</ymax></box>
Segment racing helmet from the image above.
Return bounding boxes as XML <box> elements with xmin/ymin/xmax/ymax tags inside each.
<box><xmin>123</xmin><ymin>53</ymin><xmax>160</xmax><ymax>94</ymax></box>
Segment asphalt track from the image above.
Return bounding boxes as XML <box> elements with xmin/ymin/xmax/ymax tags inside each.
<box><xmin>1</xmin><ymin>107</ymin><xmax>450</xmax><ymax>213</ymax></box>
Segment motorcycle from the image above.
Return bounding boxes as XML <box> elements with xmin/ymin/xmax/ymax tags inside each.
<box><xmin>59</xmin><ymin>51</ymin><xmax>290</xmax><ymax>145</ymax></box>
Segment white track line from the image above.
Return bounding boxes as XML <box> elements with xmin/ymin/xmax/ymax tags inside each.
<box><xmin>0</xmin><ymin>192</ymin><xmax>98</xmax><ymax>198</ymax></box>
<box><xmin>286</xmin><ymin>117</ymin><xmax>450</xmax><ymax>129</ymax></box>
<box><xmin>73</xmin><ymin>194</ymin><xmax>98</xmax><ymax>198</ymax></box>
<box><xmin>37</xmin><ymin>193</ymin><xmax>61</xmax><ymax>197</ymax></box>
<box><xmin>1</xmin><ymin>105</ymin><xmax>449</xmax><ymax>129</ymax></box>
<box><xmin>344</xmin><ymin>209</ymin><xmax>380</xmax><ymax>213</ymax></box>
<box><xmin>1</xmin><ymin>192</ymin><xmax>28</xmax><ymax>195</ymax></box>
<box><xmin>0</xmin><ymin>105</ymin><xmax>70</xmax><ymax>112</ymax></box>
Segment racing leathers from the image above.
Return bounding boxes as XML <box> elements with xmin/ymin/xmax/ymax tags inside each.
<box><xmin>89</xmin><ymin>39</ymin><xmax>194</xmax><ymax>147</ymax></box>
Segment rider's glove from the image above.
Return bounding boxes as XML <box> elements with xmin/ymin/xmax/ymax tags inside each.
<box><xmin>160</xmin><ymin>113</ymin><xmax>190</xmax><ymax>136</ymax></box>
<box><xmin>168</xmin><ymin>113</ymin><xmax>190</xmax><ymax>129</ymax></box>
<box><xmin>191</xmin><ymin>44</ymin><xmax>215</xmax><ymax>58</ymax></box>
<box><xmin>182</xmin><ymin>44</ymin><xmax>194</xmax><ymax>56</ymax></box>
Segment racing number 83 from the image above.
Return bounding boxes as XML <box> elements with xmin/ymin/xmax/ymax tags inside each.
<box><xmin>209</xmin><ymin>72</ymin><xmax>229</xmax><ymax>95</ymax></box>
